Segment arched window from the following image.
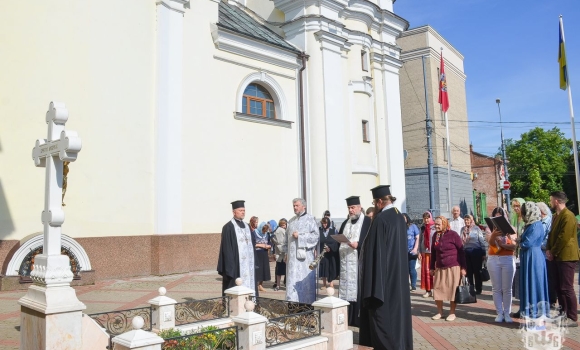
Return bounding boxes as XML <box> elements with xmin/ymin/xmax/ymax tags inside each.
<box><xmin>242</xmin><ymin>83</ymin><xmax>276</xmax><ymax>119</ymax></box>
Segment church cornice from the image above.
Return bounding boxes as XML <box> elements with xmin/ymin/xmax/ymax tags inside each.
<box><xmin>156</xmin><ymin>0</ymin><xmax>189</xmax><ymax>14</ymax></box>
<box><xmin>400</xmin><ymin>47</ymin><xmax>467</xmax><ymax>81</ymax></box>
<box><xmin>399</xmin><ymin>25</ymin><xmax>464</xmax><ymax>61</ymax></box>
<box><xmin>210</xmin><ymin>24</ymin><xmax>301</xmax><ymax>70</ymax></box>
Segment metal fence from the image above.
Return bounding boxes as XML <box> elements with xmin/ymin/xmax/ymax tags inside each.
<box><xmin>250</xmin><ymin>296</ymin><xmax>314</xmax><ymax>319</ymax></box>
<box><xmin>264</xmin><ymin>309</ymin><xmax>321</xmax><ymax>347</ymax></box>
<box><xmin>162</xmin><ymin>325</ymin><xmax>238</xmax><ymax>350</ymax></box>
<box><xmin>88</xmin><ymin>306</ymin><xmax>153</xmax><ymax>349</ymax></box>
<box><xmin>174</xmin><ymin>296</ymin><xmax>230</xmax><ymax>326</ymax></box>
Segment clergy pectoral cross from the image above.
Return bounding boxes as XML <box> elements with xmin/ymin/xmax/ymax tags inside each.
<box><xmin>30</xmin><ymin>102</ymin><xmax>82</xmax><ymax>285</ymax></box>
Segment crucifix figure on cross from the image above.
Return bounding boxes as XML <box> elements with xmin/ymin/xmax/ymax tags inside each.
<box><xmin>30</xmin><ymin>101</ymin><xmax>82</xmax><ymax>286</ymax></box>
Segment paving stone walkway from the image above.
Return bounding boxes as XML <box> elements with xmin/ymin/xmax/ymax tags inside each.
<box><xmin>0</xmin><ymin>265</ymin><xmax>578</xmax><ymax>350</ymax></box>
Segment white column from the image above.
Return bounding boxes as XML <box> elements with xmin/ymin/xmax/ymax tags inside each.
<box><xmin>155</xmin><ymin>0</ymin><xmax>188</xmax><ymax>234</ymax></box>
<box><xmin>315</xmin><ymin>31</ymin><xmax>348</xmax><ymax>216</ymax></box>
<box><xmin>382</xmin><ymin>66</ymin><xmax>407</xmax><ymax>211</ymax></box>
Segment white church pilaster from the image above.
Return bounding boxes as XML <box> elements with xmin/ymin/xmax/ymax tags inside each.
<box><xmin>155</xmin><ymin>0</ymin><xmax>188</xmax><ymax>234</ymax></box>
<box><xmin>314</xmin><ymin>31</ymin><xmax>349</xmax><ymax>217</ymax></box>
<box><xmin>380</xmin><ymin>63</ymin><xmax>407</xmax><ymax>211</ymax></box>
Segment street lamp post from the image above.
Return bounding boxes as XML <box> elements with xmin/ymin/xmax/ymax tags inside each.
<box><xmin>496</xmin><ymin>99</ymin><xmax>511</xmax><ymax>213</ymax></box>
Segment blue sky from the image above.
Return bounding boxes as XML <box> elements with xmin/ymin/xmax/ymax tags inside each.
<box><xmin>395</xmin><ymin>0</ymin><xmax>580</xmax><ymax>156</ymax></box>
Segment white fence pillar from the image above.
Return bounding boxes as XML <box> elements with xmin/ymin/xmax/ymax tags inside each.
<box><xmin>112</xmin><ymin>316</ymin><xmax>164</xmax><ymax>350</ymax></box>
<box><xmin>148</xmin><ymin>287</ymin><xmax>176</xmax><ymax>332</ymax></box>
<box><xmin>312</xmin><ymin>287</ymin><xmax>353</xmax><ymax>350</ymax></box>
<box><xmin>231</xmin><ymin>300</ymin><xmax>267</xmax><ymax>350</ymax></box>
<box><xmin>225</xmin><ymin>278</ymin><xmax>255</xmax><ymax>317</ymax></box>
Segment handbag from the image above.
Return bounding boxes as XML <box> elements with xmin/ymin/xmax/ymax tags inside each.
<box><xmin>480</xmin><ymin>262</ymin><xmax>490</xmax><ymax>282</ymax></box>
<box><xmin>296</xmin><ymin>247</ymin><xmax>306</xmax><ymax>260</ymax></box>
<box><xmin>455</xmin><ymin>276</ymin><xmax>477</xmax><ymax>304</ymax></box>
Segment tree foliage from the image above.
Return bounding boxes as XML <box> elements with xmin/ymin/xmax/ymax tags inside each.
<box><xmin>504</xmin><ymin>127</ymin><xmax>573</xmax><ymax>204</ymax></box>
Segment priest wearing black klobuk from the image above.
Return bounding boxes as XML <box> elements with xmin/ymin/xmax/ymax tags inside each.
<box><xmin>217</xmin><ymin>200</ymin><xmax>258</xmax><ymax>296</ymax></box>
<box><xmin>359</xmin><ymin>186</ymin><xmax>413</xmax><ymax>350</ymax></box>
<box><xmin>336</xmin><ymin>195</ymin><xmax>371</xmax><ymax>328</ymax></box>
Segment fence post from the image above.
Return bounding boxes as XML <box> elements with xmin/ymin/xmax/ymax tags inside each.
<box><xmin>312</xmin><ymin>287</ymin><xmax>353</xmax><ymax>350</ymax></box>
<box><xmin>112</xmin><ymin>316</ymin><xmax>165</xmax><ymax>350</ymax></box>
<box><xmin>148</xmin><ymin>287</ymin><xmax>177</xmax><ymax>332</ymax></box>
<box><xmin>224</xmin><ymin>278</ymin><xmax>255</xmax><ymax>317</ymax></box>
<box><xmin>231</xmin><ymin>299</ymin><xmax>267</xmax><ymax>350</ymax></box>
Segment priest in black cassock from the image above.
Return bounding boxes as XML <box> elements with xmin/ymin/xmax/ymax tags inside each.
<box><xmin>359</xmin><ymin>186</ymin><xmax>413</xmax><ymax>350</ymax></box>
<box><xmin>337</xmin><ymin>196</ymin><xmax>371</xmax><ymax>327</ymax></box>
<box><xmin>217</xmin><ymin>200</ymin><xmax>259</xmax><ymax>296</ymax></box>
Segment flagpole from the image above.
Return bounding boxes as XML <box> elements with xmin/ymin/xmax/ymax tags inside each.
<box><xmin>444</xmin><ymin>111</ymin><xmax>453</xmax><ymax>214</ymax></box>
<box><xmin>560</xmin><ymin>15</ymin><xmax>580</xmax><ymax>209</ymax></box>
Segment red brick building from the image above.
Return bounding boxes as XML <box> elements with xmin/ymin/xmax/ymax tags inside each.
<box><xmin>470</xmin><ymin>145</ymin><xmax>503</xmax><ymax>221</ymax></box>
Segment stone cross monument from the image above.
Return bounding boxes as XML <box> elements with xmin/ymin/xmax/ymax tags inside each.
<box><xmin>18</xmin><ymin>102</ymin><xmax>86</xmax><ymax>349</ymax></box>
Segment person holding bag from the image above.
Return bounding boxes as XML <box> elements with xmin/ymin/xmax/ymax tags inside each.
<box><xmin>429</xmin><ymin>216</ymin><xmax>467</xmax><ymax>321</ymax></box>
<box><xmin>461</xmin><ymin>214</ymin><xmax>487</xmax><ymax>295</ymax></box>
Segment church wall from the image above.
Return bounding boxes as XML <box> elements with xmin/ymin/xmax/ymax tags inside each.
<box><xmin>182</xmin><ymin>6</ymin><xmax>302</xmax><ymax>233</ymax></box>
<box><xmin>0</xmin><ymin>0</ymin><xmax>157</xmax><ymax>242</ymax></box>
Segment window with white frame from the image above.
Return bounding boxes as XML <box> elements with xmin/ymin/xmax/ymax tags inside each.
<box><xmin>241</xmin><ymin>83</ymin><xmax>276</xmax><ymax>119</ymax></box>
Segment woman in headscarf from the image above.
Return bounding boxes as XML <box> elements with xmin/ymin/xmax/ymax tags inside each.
<box><xmin>268</xmin><ymin>219</ymin><xmax>278</xmax><ymax>256</ymax></box>
<box><xmin>486</xmin><ymin>207</ymin><xmax>517</xmax><ymax>323</ymax></box>
<box><xmin>537</xmin><ymin>202</ymin><xmax>557</xmax><ymax>307</ymax></box>
<box><xmin>461</xmin><ymin>214</ymin><xmax>487</xmax><ymax>294</ymax></box>
<box><xmin>511</xmin><ymin>198</ymin><xmax>526</xmax><ymax>237</ymax></box>
<box><xmin>518</xmin><ymin>202</ymin><xmax>550</xmax><ymax>318</ymax></box>
<box><xmin>419</xmin><ymin>211</ymin><xmax>435</xmax><ymax>298</ymax></box>
<box><xmin>254</xmin><ymin>222</ymin><xmax>272</xmax><ymax>292</ymax></box>
<box><xmin>429</xmin><ymin>216</ymin><xmax>467</xmax><ymax>321</ymax></box>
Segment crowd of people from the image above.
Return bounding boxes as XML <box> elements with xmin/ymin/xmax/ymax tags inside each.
<box><xmin>409</xmin><ymin>191</ymin><xmax>580</xmax><ymax>328</ymax></box>
<box><xmin>217</xmin><ymin>188</ymin><xmax>580</xmax><ymax>350</ymax></box>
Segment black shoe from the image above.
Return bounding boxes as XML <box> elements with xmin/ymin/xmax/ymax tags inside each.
<box><xmin>273</xmin><ymin>283</ymin><xmax>278</xmax><ymax>289</ymax></box>
<box><xmin>476</xmin><ymin>290</ymin><xmax>482</xmax><ymax>295</ymax></box>
<box><xmin>411</xmin><ymin>287</ymin><xmax>416</xmax><ymax>291</ymax></box>
<box><xmin>511</xmin><ymin>311</ymin><xmax>521</xmax><ymax>319</ymax></box>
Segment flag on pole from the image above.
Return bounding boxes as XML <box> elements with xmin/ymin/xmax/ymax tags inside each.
<box><xmin>438</xmin><ymin>50</ymin><xmax>450</xmax><ymax>112</ymax></box>
<box><xmin>559</xmin><ymin>17</ymin><xmax>568</xmax><ymax>90</ymax></box>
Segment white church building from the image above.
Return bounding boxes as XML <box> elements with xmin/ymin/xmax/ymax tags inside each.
<box><xmin>0</xmin><ymin>0</ymin><xmax>409</xmax><ymax>286</ymax></box>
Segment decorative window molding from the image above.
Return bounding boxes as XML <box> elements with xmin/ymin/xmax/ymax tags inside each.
<box><xmin>210</xmin><ymin>24</ymin><xmax>300</xmax><ymax>70</ymax></box>
<box><xmin>348</xmin><ymin>80</ymin><xmax>378</xmax><ymax>175</ymax></box>
<box><xmin>236</xmin><ymin>72</ymin><xmax>292</xmax><ymax>124</ymax></box>
<box><xmin>234</xmin><ymin>112</ymin><xmax>293</xmax><ymax>128</ymax></box>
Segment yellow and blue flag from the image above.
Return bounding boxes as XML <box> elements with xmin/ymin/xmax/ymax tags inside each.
<box><xmin>559</xmin><ymin>19</ymin><xmax>568</xmax><ymax>90</ymax></box>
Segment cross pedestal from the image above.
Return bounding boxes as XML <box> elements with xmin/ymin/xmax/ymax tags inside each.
<box><xmin>18</xmin><ymin>102</ymin><xmax>86</xmax><ymax>350</ymax></box>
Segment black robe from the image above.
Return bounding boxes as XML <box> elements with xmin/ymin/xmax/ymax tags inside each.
<box><xmin>318</xmin><ymin>227</ymin><xmax>339</xmax><ymax>281</ymax></box>
<box><xmin>358</xmin><ymin>207</ymin><xmax>413</xmax><ymax>350</ymax></box>
<box><xmin>216</xmin><ymin>220</ymin><xmax>259</xmax><ymax>296</ymax></box>
<box><xmin>337</xmin><ymin>215</ymin><xmax>371</xmax><ymax>328</ymax></box>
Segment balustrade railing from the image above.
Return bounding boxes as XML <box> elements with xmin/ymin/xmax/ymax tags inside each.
<box><xmin>174</xmin><ymin>296</ymin><xmax>230</xmax><ymax>326</ymax></box>
<box><xmin>88</xmin><ymin>306</ymin><xmax>153</xmax><ymax>349</ymax></box>
<box><xmin>250</xmin><ymin>296</ymin><xmax>313</xmax><ymax>319</ymax></box>
<box><xmin>264</xmin><ymin>309</ymin><xmax>321</xmax><ymax>347</ymax></box>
